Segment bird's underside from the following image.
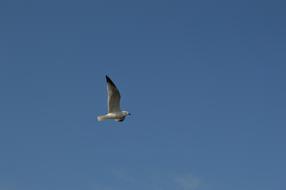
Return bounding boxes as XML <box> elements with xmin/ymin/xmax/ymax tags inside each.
<box><xmin>97</xmin><ymin>112</ymin><xmax>127</xmax><ymax>122</ymax></box>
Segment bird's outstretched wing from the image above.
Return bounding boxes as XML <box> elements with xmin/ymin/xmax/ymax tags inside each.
<box><xmin>106</xmin><ymin>75</ymin><xmax>121</xmax><ymax>113</ymax></box>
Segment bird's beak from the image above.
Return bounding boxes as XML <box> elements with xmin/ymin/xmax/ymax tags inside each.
<box><xmin>128</xmin><ymin>113</ymin><xmax>131</xmax><ymax>116</ymax></box>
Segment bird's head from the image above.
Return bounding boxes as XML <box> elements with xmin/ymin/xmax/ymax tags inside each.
<box><xmin>122</xmin><ymin>111</ymin><xmax>131</xmax><ymax>116</ymax></box>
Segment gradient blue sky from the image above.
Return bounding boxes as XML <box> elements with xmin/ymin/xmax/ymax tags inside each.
<box><xmin>0</xmin><ymin>0</ymin><xmax>285</xmax><ymax>190</ymax></box>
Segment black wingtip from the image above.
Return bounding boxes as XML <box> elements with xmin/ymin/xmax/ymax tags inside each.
<box><xmin>105</xmin><ymin>75</ymin><xmax>116</xmax><ymax>86</ymax></box>
<box><xmin>105</xmin><ymin>75</ymin><xmax>111</xmax><ymax>82</ymax></box>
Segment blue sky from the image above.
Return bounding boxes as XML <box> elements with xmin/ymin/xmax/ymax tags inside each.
<box><xmin>0</xmin><ymin>0</ymin><xmax>285</xmax><ymax>190</ymax></box>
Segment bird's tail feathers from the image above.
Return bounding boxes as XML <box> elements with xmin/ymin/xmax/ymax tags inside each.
<box><xmin>97</xmin><ymin>115</ymin><xmax>108</xmax><ymax>122</ymax></box>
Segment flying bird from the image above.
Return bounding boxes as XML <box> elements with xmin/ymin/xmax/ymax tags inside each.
<box><xmin>97</xmin><ymin>75</ymin><xmax>131</xmax><ymax>122</ymax></box>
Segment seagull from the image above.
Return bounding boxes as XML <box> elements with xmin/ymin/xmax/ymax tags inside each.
<box><xmin>97</xmin><ymin>75</ymin><xmax>131</xmax><ymax>122</ymax></box>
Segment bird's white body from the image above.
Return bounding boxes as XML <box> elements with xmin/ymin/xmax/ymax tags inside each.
<box><xmin>97</xmin><ymin>111</ymin><xmax>129</xmax><ymax>122</ymax></box>
<box><xmin>97</xmin><ymin>76</ymin><xmax>130</xmax><ymax>122</ymax></box>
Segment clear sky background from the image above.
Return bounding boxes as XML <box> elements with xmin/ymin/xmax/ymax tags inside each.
<box><xmin>0</xmin><ymin>0</ymin><xmax>285</xmax><ymax>190</ymax></box>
